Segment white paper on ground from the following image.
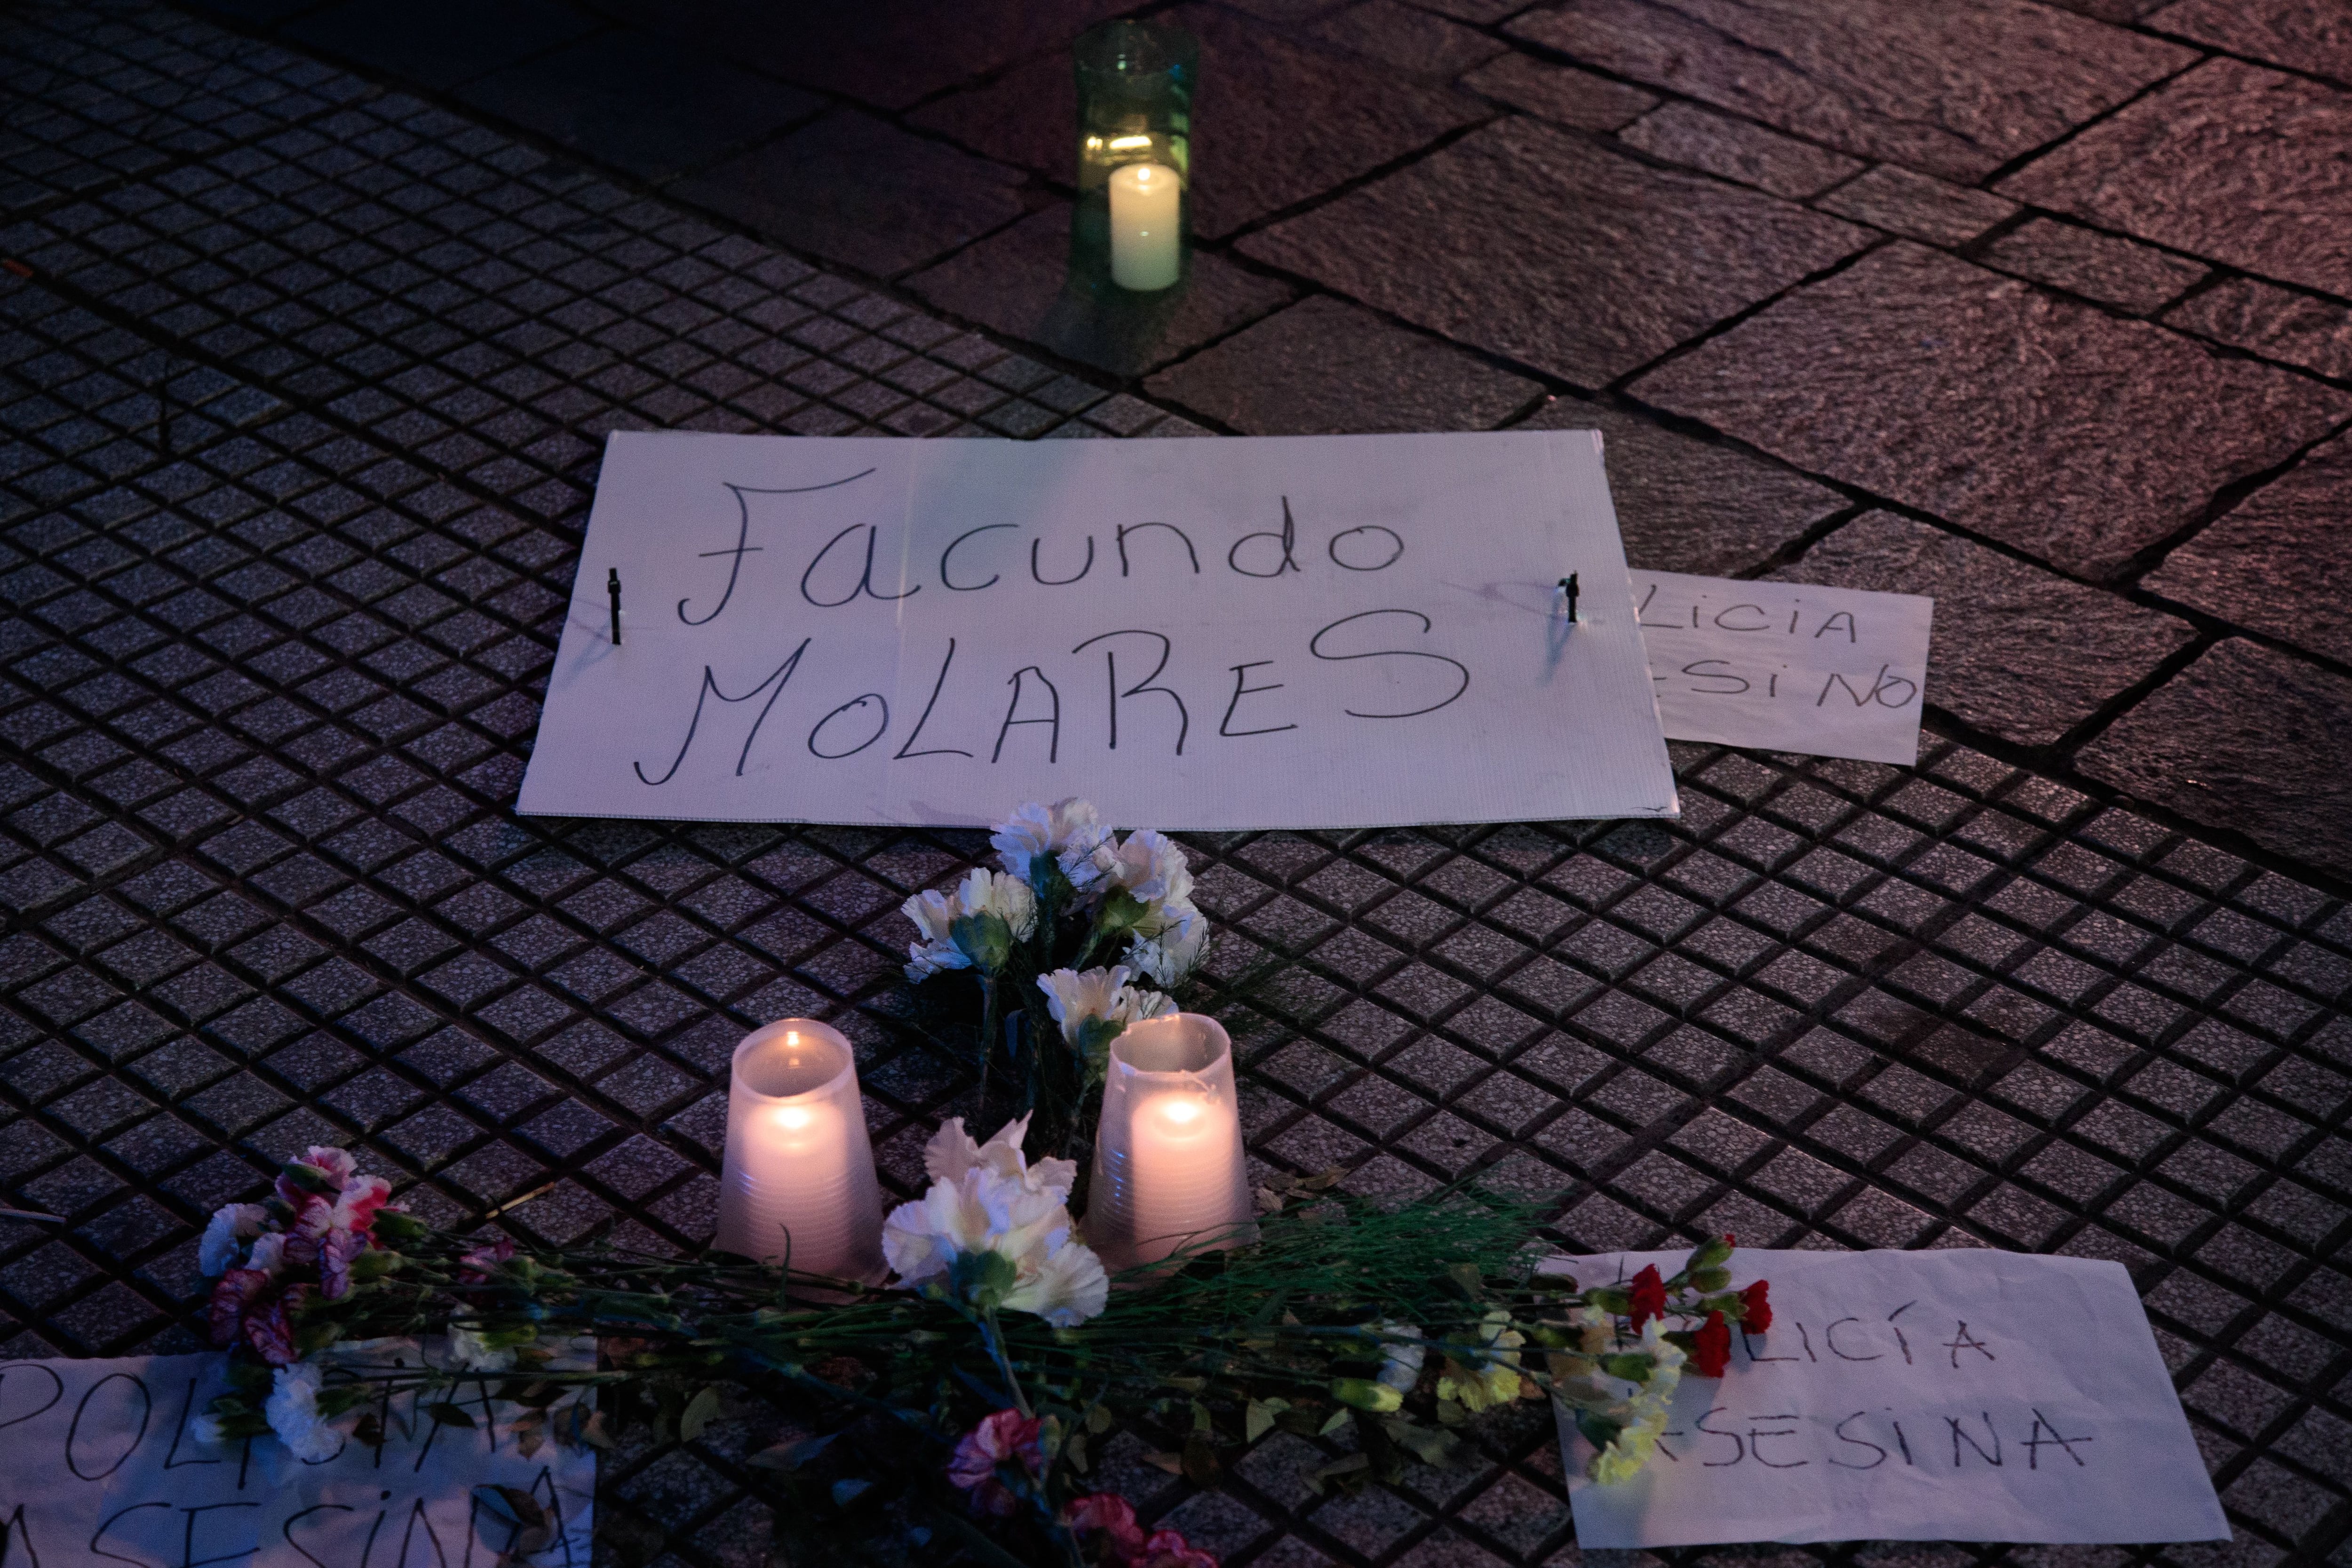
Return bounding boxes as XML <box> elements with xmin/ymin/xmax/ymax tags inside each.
<box><xmin>519</xmin><ymin>430</ymin><xmax>1677</xmax><ymax>829</ymax></box>
<box><xmin>1635</xmin><ymin>570</ymin><xmax>1933</xmax><ymax>765</ymax></box>
<box><xmin>1549</xmin><ymin>1248</ymin><xmax>2228</xmax><ymax>1548</ymax></box>
<box><xmin>0</xmin><ymin>1343</ymin><xmax>595</xmax><ymax>1568</ymax></box>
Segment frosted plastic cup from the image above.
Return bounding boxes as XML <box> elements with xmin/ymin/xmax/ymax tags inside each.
<box><xmin>1086</xmin><ymin>1013</ymin><xmax>1256</xmax><ymax>1273</ymax></box>
<box><xmin>713</xmin><ymin>1019</ymin><xmax>885</xmax><ymax>1282</ymax></box>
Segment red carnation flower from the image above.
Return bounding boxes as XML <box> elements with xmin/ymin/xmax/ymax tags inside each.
<box><xmin>1628</xmin><ymin>1264</ymin><xmax>1668</xmax><ymax>1331</ymax></box>
<box><xmin>1739</xmin><ymin>1279</ymin><xmax>1772</xmax><ymax>1334</ymax></box>
<box><xmin>1692</xmin><ymin>1310</ymin><xmax>1731</xmax><ymax>1377</ymax></box>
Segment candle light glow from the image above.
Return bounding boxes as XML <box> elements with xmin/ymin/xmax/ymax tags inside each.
<box><xmin>1087</xmin><ymin>1013</ymin><xmax>1255</xmax><ymax>1272</ymax></box>
<box><xmin>714</xmin><ymin>1018</ymin><xmax>885</xmax><ymax>1282</ymax></box>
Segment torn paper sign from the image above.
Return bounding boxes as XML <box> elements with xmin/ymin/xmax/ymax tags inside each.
<box><xmin>520</xmin><ymin>430</ymin><xmax>1677</xmax><ymax>830</ymax></box>
<box><xmin>1551</xmin><ymin>1248</ymin><xmax>2227</xmax><ymax>1548</ymax></box>
<box><xmin>0</xmin><ymin>1345</ymin><xmax>595</xmax><ymax>1568</ymax></box>
<box><xmin>1636</xmin><ymin>571</ymin><xmax>1932</xmax><ymax>765</ymax></box>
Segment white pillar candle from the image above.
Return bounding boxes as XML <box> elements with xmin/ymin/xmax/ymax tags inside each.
<box><xmin>1108</xmin><ymin>162</ymin><xmax>1183</xmax><ymax>292</ymax></box>
<box><xmin>1087</xmin><ymin>1013</ymin><xmax>1255</xmax><ymax>1272</ymax></box>
<box><xmin>714</xmin><ymin>1019</ymin><xmax>885</xmax><ymax>1283</ymax></box>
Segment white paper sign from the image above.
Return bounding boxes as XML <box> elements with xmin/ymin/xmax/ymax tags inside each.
<box><xmin>1636</xmin><ymin>571</ymin><xmax>1933</xmax><ymax>765</ymax></box>
<box><xmin>1551</xmin><ymin>1249</ymin><xmax>2226</xmax><ymax>1547</ymax></box>
<box><xmin>0</xmin><ymin>1349</ymin><xmax>594</xmax><ymax>1568</ymax></box>
<box><xmin>519</xmin><ymin>431</ymin><xmax>1677</xmax><ymax>829</ymax></box>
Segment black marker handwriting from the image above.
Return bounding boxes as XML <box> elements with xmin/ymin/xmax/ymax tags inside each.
<box><xmin>1228</xmin><ymin>497</ymin><xmax>1303</xmax><ymax>578</ymax></box>
<box><xmin>1031</xmin><ymin>535</ymin><xmax>1095</xmax><ymax>586</ymax></box>
<box><xmin>1219</xmin><ymin>662</ymin><xmax>1296</xmax><ymax>739</ymax></box>
<box><xmin>1116</xmin><ymin>523</ymin><xmax>1199</xmax><ymax>577</ymax></box>
<box><xmin>681</xmin><ymin>470</ymin><xmax>875</xmax><ymax>626</ymax></box>
<box><xmin>1072</xmin><ymin>629</ymin><xmax>1189</xmax><ymax>756</ymax></box>
<box><xmin>895</xmin><ymin>639</ymin><xmax>973</xmax><ymax>760</ymax></box>
<box><xmin>634</xmin><ymin>645</ymin><xmax>810</xmax><ymax>786</ymax></box>
<box><xmin>941</xmin><ymin>524</ymin><xmax>1015</xmax><ymax>591</ymax></box>
<box><xmin>993</xmin><ymin>667</ymin><xmax>1061</xmax><ymax>764</ymax></box>
<box><xmin>808</xmin><ymin>694</ymin><xmax>890</xmax><ymax>760</ymax></box>
<box><xmin>801</xmin><ymin>523</ymin><xmax>918</xmax><ymax>608</ymax></box>
<box><xmin>1308</xmin><ymin>609</ymin><xmax>1469</xmax><ymax>719</ymax></box>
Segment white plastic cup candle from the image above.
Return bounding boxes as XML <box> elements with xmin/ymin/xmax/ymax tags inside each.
<box><xmin>1087</xmin><ymin>1013</ymin><xmax>1254</xmax><ymax>1272</ymax></box>
<box><xmin>714</xmin><ymin>1019</ymin><xmax>885</xmax><ymax>1282</ymax></box>
<box><xmin>1108</xmin><ymin>162</ymin><xmax>1183</xmax><ymax>292</ymax></box>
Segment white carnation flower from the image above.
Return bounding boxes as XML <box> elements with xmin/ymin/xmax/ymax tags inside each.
<box><xmin>264</xmin><ymin>1363</ymin><xmax>343</xmax><ymax>1464</ymax></box>
<box><xmin>1124</xmin><ymin>901</ymin><xmax>1208</xmax><ymax>987</ymax></box>
<box><xmin>990</xmin><ymin>799</ymin><xmax>1107</xmax><ymax>890</ymax></box>
<box><xmin>1001</xmin><ymin>1236</ymin><xmax>1109</xmax><ymax>1328</ymax></box>
<box><xmin>191</xmin><ymin>1413</ymin><xmax>230</xmax><ymax>1447</ymax></box>
<box><xmin>1038</xmin><ymin>966</ymin><xmax>1175</xmax><ymax>1049</ymax></box>
<box><xmin>900</xmin><ymin>868</ymin><xmax>1037</xmax><ymax>979</ymax></box>
<box><xmin>445</xmin><ymin>1325</ymin><xmax>514</xmax><ymax>1373</ymax></box>
<box><xmin>246</xmin><ymin>1231</ymin><xmax>287</xmax><ymax>1274</ymax></box>
<box><xmin>199</xmin><ymin>1203</ymin><xmax>268</xmax><ymax>1277</ymax></box>
<box><xmin>1091</xmin><ymin>829</ymin><xmax>1192</xmax><ymax>911</ymax></box>
<box><xmin>1369</xmin><ymin>1321</ymin><xmax>1426</xmax><ymax>1393</ymax></box>
<box><xmin>882</xmin><ymin>1115</ymin><xmax>1107</xmax><ymax>1327</ymax></box>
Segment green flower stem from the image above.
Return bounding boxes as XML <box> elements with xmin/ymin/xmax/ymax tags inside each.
<box><xmin>978</xmin><ymin>1303</ymin><xmax>1034</xmax><ymax>1418</ymax></box>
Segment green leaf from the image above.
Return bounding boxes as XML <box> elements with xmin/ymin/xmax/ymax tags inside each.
<box><xmin>1598</xmin><ymin>1354</ymin><xmax>1653</xmax><ymax>1384</ymax></box>
<box><xmin>1245</xmin><ymin>1398</ymin><xmax>1289</xmax><ymax>1443</ymax></box>
<box><xmin>1085</xmin><ymin>1402</ymin><xmax>1114</xmax><ymax>1434</ymax></box>
<box><xmin>425</xmin><ymin>1402</ymin><xmax>477</xmax><ymax>1429</ymax></box>
<box><xmin>1073</xmin><ymin>1015</ymin><xmax>1126</xmax><ymax>1069</ymax></box>
<box><xmin>1181</xmin><ymin>1430</ymin><xmax>1219</xmax><ymax>1486</ymax></box>
<box><xmin>1318</xmin><ymin>1407</ymin><xmax>1353</xmax><ymax>1437</ymax></box>
<box><xmin>747</xmin><ymin>1432</ymin><xmax>838</xmax><ymax>1472</ymax></box>
<box><xmin>1574</xmin><ymin>1408</ymin><xmax>1625</xmax><ymax>1451</ymax></box>
<box><xmin>472</xmin><ymin>1486</ymin><xmax>547</xmax><ymax>1533</ymax></box>
<box><xmin>677</xmin><ymin>1386</ymin><xmax>722</xmax><ymax>1443</ymax></box>
<box><xmin>1387</xmin><ymin>1421</ymin><xmax>1461</xmax><ymax>1467</ymax></box>
<box><xmin>829</xmin><ymin>1479</ymin><xmax>871</xmax><ymax>1508</ymax></box>
<box><xmin>949</xmin><ymin>912</ymin><xmax>1012</xmax><ymax>974</ymax></box>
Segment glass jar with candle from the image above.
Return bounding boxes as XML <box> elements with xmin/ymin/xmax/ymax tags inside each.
<box><xmin>1073</xmin><ymin>19</ymin><xmax>1196</xmax><ymax>294</ymax></box>
<box><xmin>1086</xmin><ymin>1013</ymin><xmax>1255</xmax><ymax>1273</ymax></box>
<box><xmin>714</xmin><ymin>1019</ymin><xmax>886</xmax><ymax>1284</ymax></box>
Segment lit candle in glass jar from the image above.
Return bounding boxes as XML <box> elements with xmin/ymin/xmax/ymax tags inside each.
<box><xmin>714</xmin><ymin>1019</ymin><xmax>885</xmax><ymax>1282</ymax></box>
<box><xmin>1108</xmin><ymin>162</ymin><xmax>1182</xmax><ymax>292</ymax></box>
<box><xmin>1088</xmin><ymin>1013</ymin><xmax>1254</xmax><ymax>1271</ymax></box>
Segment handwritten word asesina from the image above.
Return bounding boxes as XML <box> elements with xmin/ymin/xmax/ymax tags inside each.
<box><xmin>1653</xmin><ymin>1301</ymin><xmax>2095</xmax><ymax>1479</ymax></box>
<box><xmin>633</xmin><ymin>481</ymin><xmax>1472</xmax><ymax>788</ymax></box>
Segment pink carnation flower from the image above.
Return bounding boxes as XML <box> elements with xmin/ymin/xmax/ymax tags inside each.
<box><xmin>947</xmin><ymin>1409</ymin><xmax>1043</xmax><ymax>1517</ymax></box>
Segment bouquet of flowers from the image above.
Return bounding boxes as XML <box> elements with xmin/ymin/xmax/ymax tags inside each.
<box><xmin>898</xmin><ymin>799</ymin><xmax>1210</xmax><ymax>1157</ymax></box>
<box><xmin>197</xmin><ymin>1138</ymin><xmax>1771</xmax><ymax>1566</ymax></box>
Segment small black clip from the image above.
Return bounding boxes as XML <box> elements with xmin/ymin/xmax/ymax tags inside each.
<box><xmin>608</xmin><ymin>567</ymin><xmax>623</xmax><ymax>646</ymax></box>
<box><xmin>1556</xmin><ymin>573</ymin><xmax>1579</xmax><ymax>622</ymax></box>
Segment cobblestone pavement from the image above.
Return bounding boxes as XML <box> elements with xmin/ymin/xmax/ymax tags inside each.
<box><xmin>2</xmin><ymin>3</ymin><xmax>2348</xmax><ymax>1568</ymax></box>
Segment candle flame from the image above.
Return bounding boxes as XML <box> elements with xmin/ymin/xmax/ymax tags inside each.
<box><xmin>774</xmin><ymin>1105</ymin><xmax>814</xmax><ymax>1131</ymax></box>
<box><xmin>1159</xmin><ymin>1097</ymin><xmax>1204</xmax><ymax>1126</ymax></box>
<box><xmin>1107</xmin><ymin>135</ymin><xmax>1153</xmax><ymax>151</ymax></box>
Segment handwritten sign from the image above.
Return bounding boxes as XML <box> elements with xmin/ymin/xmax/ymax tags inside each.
<box><xmin>0</xmin><ymin>1347</ymin><xmax>594</xmax><ymax>1568</ymax></box>
<box><xmin>1637</xmin><ymin>571</ymin><xmax>1932</xmax><ymax>765</ymax></box>
<box><xmin>519</xmin><ymin>431</ymin><xmax>1677</xmax><ymax>829</ymax></box>
<box><xmin>1552</xmin><ymin>1249</ymin><xmax>2227</xmax><ymax>1548</ymax></box>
